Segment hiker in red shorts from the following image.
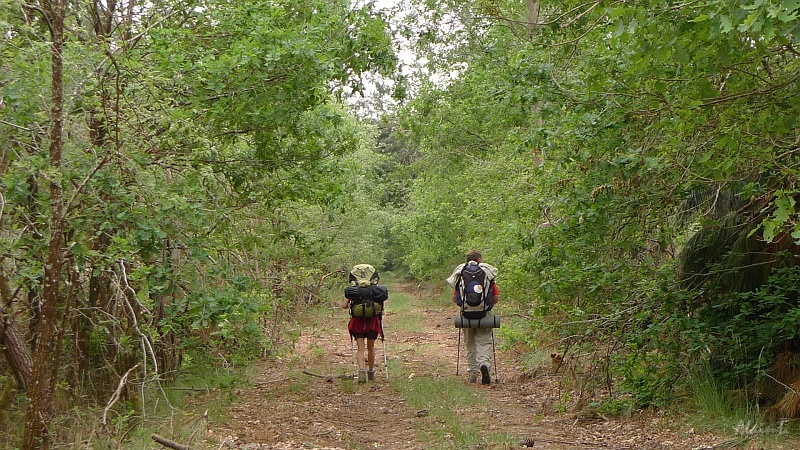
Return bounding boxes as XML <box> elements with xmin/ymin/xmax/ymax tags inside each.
<box><xmin>342</xmin><ymin>264</ymin><xmax>387</xmax><ymax>383</ymax></box>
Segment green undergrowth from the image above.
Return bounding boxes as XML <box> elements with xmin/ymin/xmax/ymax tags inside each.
<box><xmin>388</xmin><ymin>375</ymin><xmax>519</xmax><ymax>449</ymax></box>
<box><xmin>391</xmin><ymin>375</ymin><xmax>485</xmax><ymax>446</ymax></box>
<box><xmin>385</xmin><ymin>290</ymin><xmax>425</xmax><ymax>332</ymax></box>
<box><xmin>100</xmin><ymin>363</ymin><xmax>259</xmax><ymax>450</ymax></box>
<box><xmin>684</xmin><ymin>369</ymin><xmax>800</xmax><ymax>449</ymax></box>
<box><xmin>110</xmin><ymin>320</ymin><xmax>308</xmax><ymax>449</ymax></box>
<box><xmin>4</xmin><ymin>355</ymin><xmax>273</xmax><ymax>450</ymax></box>
<box><xmin>384</xmin><ymin>275</ymin><xmax>516</xmax><ymax>449</ymax></box>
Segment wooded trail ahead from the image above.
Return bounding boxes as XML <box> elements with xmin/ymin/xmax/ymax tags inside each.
<box><xmin>194</xmin><ymin>282</ymin><xmax>741</xmax><ymax>450</ymax></box>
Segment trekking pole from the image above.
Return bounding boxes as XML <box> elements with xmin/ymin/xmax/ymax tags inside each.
<box><xmin>350</xmin><ymin>335</ymin><xmax>356</xmax><ymax>377</ymax></box>
<box><xmin>491</xmin><ymin>329</ymin><xmax>499</xmax><ymax>383</ymax></box>
<box><xmin>456</xmin><ymin>327</ymin><xmax>462</xmax><ymax>375</ymax></box>
<box><xmin>380</xmin><ymin>317</ymin><xmax>389</xmax><ymax>379</ymax></box>
<box><xmin>381</xmin><ymin>337</ymin><xmax>388</xmax><ymax>379</ymax></box>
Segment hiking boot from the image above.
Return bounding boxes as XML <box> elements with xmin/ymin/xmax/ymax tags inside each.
<box><xmin>358</xmin><ymin>369</ymin><xmax>366</xmax><ymax>383</ymax></box>
<box><xmin>480</xmin><ymin>365</ymin><xmax>491</xmax><ymax>385</ymax></box>
<box><xmin>368</xmin><ymin>370</ymin><xmax>376</xmax><ymax>381</ymax></box>
<box><xmin>468</xmin><ymin>371</ymin><xmax>478</xmax><ymax>383</ymax></box>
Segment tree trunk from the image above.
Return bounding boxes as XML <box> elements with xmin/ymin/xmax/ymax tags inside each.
<box><xmin>0</xmin><ymin>271</ymin><xmax>33</xmax><ymax>390</ymax></box>
<box><xmin>527</xmin><ymin>0</ymin><xmax>539</xmax><ymax>34</ymax></box>
<box><xmin>23</xmin><ymin>0</ymin><xmax>66</xmax><ymax>447</ymax></box>
<box><xmin>154</xmin><ymin>241</ymin><xmax>182</xmax><ymax>379</ymax></box>
<box><xmin>0</xmin><ymin>308</ymin><xmax>33</xmax><ymax>390</ymax></box>
<box><xmin>0</xmin><ymin>314</ymin><xmax>32</xmax><ymax>391</ymax></box>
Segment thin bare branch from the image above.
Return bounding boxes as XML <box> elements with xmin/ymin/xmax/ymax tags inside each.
<box><xmin>101</xmin><ymin>363</ymin><xmax>140</xmax><ymax>428</ymax></box>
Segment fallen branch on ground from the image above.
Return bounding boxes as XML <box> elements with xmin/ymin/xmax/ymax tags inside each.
<box><xmin>152</xmin><ymin>433</ymin><xmax>191</xmax><ymax>450</ymax></box>
<box><xmin>254</xmin><ymin>377</ymin><xmax>290</xmax><ymax>385</ymax></box>
<box><xmin>302</xmin><ymin>370</ymin><xmax>355</xmax><ymax>381</ymax></box>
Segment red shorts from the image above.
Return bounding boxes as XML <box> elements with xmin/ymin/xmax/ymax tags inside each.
<box><xmin>348</xmin><ymin>315</ymin><xmax>383</xmax><ymax>340</ymax></box>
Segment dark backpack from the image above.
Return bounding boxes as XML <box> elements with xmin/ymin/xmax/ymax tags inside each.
<box><xmin>457</xmin><ymin>262</ymin><xmax>493</xmax><ymax>319</ymax></box>
<box><xmin>345</xmin><ymin>285</ymin><xmax>388</xmax><ymax>318</ymax></box>
<box><xmin>345</xmin><ymin>264</ymin><xmax>388</xmax><ymax>318</ymax></box>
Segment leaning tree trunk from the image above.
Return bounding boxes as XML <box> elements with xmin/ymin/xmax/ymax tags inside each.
<box><xmin>0</xmin><ymin>301</ymin><xmax>32</xmax><ymax>390</ymax></box>
<box><xmin>23</xmin><ymin>0</ymin><xmax>66</xmax><ymax>448</ymax></box>
<box><xmin>0</xmin><ymin>246</ymin><xmax>33</xmax><ymax>390</ymax></box>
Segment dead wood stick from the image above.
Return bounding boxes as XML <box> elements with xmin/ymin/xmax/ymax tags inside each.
<box><xmin>102</xmin><ymin>364</ymin><xmax>140</xmax><ymax>428</ymax></box>
<box><xmin>302</xmin><ymin>370</ymin><xmax>329</xmax><ymax>378</ymax></box>
<box><xmin>302</xmin><ymin>370</ymin><xmax>354</xmax><ymax>381</ymax></box>
<box><xmin>161</xmin><ymin>386</ymin><xmax>214</xmax><ymax>391</ymax></box>
<box><xmin>535</xmin><ymin>437</ymin><xmax>607</xmax><ymax>447</ymax></box>
<box><xmin>254</xmin><ymin>377</ymin><xmax>290</xmax><ymax>385</ymax></box>
<box><xmin>151</xmin><ymin>433</ymin><xmax>191</xmax><ymax>450</ymax></box>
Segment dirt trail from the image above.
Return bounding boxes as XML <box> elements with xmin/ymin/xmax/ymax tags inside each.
<box><xmin>199</xmin><ymin>282</ymin><xmax>740</xmax><ymax>450</ymax></box>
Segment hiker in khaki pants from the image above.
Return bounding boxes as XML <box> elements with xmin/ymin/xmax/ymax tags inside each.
<box><xmin>449</xmin><ymin>250</ymin><xmax>500</xmax><ymax>385</ymax></box>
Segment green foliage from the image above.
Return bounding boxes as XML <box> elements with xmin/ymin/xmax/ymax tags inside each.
<box><xmin>392</xmin><ymin>0</ymin><xmax>800</xmax><ymax>413</ymax></box>
<box><xmin>2</xmin><ymin>0</ymin><xmax>799</xmax><ymax>442</ymax></box>
<box><xmin>758</xmin><ymin>190</ymin><xmax>800</xmax><ymax>245</ymax></box>
<box><xmin>683</xmin><ymin>266</ymin><xmax>800</xmax><ymax>389</ymax></box>
<box><xmin>593</xmin><ymin>397</ymin><xmax>637</xmax><ymax>418</ymax></box>
<box><xmin>1</xmin><ymin>0</ymin><xmax>402</xmax><ymax>445</ymax></box>
<box><xmin>180</xmin><ymin>286</ymin><xmax>269</xmax><ymax>359</ymax></box>
<box><xmin>685</xmin><ymin>364</ymin><xmax>800</xmax><ymax>443</ymax></box>
<box><xmin>143</xmin><ymin>0</ymin><xmax>397</xmax><ymax>201</ymax></box>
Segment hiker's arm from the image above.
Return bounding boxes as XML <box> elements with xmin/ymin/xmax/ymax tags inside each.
<box><xmin>341</xmin><ymin>298</ymin><xmax>350</xmax><ymax>309</ymax></box>
<box><xmin>491</xmin><ymin>283</ymin><xmax>500</xmax><ymax>305</ymax></box>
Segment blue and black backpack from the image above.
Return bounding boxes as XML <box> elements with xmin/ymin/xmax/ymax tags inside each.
<box><xmin>457</xmin><ymin>261</ymin><xmax>494</xmax><ymax>319</ymax></box>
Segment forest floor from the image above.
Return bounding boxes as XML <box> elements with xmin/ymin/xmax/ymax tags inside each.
<box><xmin>185</xmin><ymin>281</ymin><xmax>797</xmax><ymax>450</ymax></box>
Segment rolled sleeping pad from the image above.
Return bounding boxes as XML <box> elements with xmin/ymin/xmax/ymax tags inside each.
<box><xmin>454</xmin><ymin>314</ymin><xmax>501</xmax><ymax>329</ymax></box>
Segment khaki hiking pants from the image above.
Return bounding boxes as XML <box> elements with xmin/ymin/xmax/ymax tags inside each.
<box><xmin>464</xmin><ymin>327</ymin><xmax>493</xmax><ymax>374</ymax></box>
